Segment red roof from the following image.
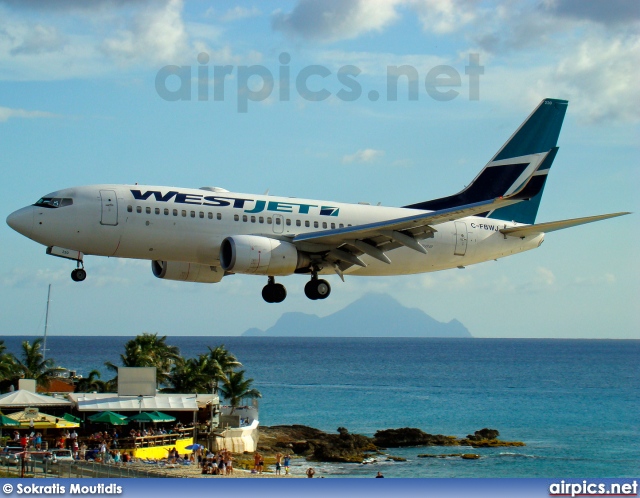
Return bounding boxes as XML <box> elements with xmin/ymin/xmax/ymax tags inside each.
<box><xmin>37</xmin><ymin>379</ymin><xmax>76</xmax><ymax>394</ymax></box>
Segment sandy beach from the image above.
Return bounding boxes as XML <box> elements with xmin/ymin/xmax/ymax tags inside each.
<box><xmin>126</xmin><ymin>461</ymin><xmax>302</xmax><ymax>478</ymax></box>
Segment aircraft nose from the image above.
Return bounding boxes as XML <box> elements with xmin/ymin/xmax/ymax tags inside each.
<box><xmin>6</xmin><ymin>206</ymin><xmax>34</xmax><ymax>238</ymax></box>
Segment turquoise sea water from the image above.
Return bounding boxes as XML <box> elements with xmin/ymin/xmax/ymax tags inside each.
<box><xmin>1</xmin><ymin>337</ymin><xmax>638</xmax><ymax>478</ymax></box>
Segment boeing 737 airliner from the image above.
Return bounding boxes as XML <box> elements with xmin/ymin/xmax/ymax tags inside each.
<box><xmin>6</xmin><ymin>99</ymin><xmax>629</xmax><ymax>303</ymax></box>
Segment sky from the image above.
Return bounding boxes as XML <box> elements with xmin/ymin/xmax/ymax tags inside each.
<box><xmin>0</xmin><ymin>0</ymin><xmax>638</xmax><ymax>340</ymax></box>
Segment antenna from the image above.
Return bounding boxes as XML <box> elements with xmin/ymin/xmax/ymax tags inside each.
<box><xmin>43</xmin><ymin>284</ymin><xmax>51</xmax><ymax>361</ymax></box>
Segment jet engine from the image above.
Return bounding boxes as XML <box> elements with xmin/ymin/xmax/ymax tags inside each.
<box><xmin>219</xmin><ymin>235</ymin><xmax>310</xmax><ymax>276</ymax></box>
<box><xmin>152</xmin><ymin>260</ymin><xmax>224</xmax><ymax>283</ymax></box>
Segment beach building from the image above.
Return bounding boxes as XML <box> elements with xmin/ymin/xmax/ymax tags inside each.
<box><xmin>66</xmin><ymin>392</ymin><xmax>218</xmax><ymax>459</ymax></box>
<box><xmin>1</xmin><ymin>370</ymin><xmax>260</xmax><ymax>460</ymax></box>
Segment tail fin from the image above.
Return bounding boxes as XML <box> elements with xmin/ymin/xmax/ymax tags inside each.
<box><xmin>405</xmin><ymin>98</ymin><xmax>568</xmax><ymax>224</ymax></box>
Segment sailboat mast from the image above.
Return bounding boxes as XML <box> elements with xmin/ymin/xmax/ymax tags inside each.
<box><xmin>43</xmin><ymin>284</ymin><xmax>51</xmax><ymax>361</ymax></box>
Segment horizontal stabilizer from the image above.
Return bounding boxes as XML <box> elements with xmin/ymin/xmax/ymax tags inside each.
<box><xmin>500</xmin><ymin>212</ymin><xmax>630</xmax><ymax>238</ymax></box>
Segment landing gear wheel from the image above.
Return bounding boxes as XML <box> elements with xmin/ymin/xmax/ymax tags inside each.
<box><xmin>262</xmin><ymin>278</ymin><xmax>287</xmax><ymax>303</ymax></box>
<box><xmin>304</xmin><ymin>280</ymin><xmax>318</xmax><ymax>300</ymax></box>
<box><xmin>315</xmin><ymin>279</ymin><xmax>331</xmax><ymax>299</ymax></box>
<box><xmin>71</xmin><ymin>268</ymin><xmax>86</xmax><ymax>282</ymax></box>
<box><xmin>272</xmin><ymin>283</ymin><xmax>287</xmax><ymax>303</ymax></box>
<box><xmin>305</xmin><ymin>279</ymin><xmax>331</xmax><ymax>300</ymax></box>
<box><xmin>262</xmin><ymin>285</ymin><xmax>275</xmax><ymax>303</ymax></box>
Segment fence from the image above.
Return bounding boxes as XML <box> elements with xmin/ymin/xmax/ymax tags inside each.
<box><xmin>0</xmin><ymin>458</ymin><xmax>174</xmax><ymax>478</ymax></box>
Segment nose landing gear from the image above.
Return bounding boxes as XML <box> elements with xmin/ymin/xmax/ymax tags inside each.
<box><xmin>71</xmin><ymin>262</ymin><xmax>86</xmax><ymax>282</ymax></box>
<box><xmin>262</xmin><ymin>276</ymin><xmax>287</xmax><ymax>303</ymax></box>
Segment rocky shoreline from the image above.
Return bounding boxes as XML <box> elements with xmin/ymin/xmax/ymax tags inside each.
<box><xmin>255</xmin><ymin>426</ymin><xmax>524</xmax><ymax>464</ymax></box>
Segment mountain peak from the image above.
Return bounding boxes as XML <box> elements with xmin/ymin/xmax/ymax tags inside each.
<box><xmin>243</xmin><ymin>293</ymin><xmax>472</xmax><ymax>337</ymax></box>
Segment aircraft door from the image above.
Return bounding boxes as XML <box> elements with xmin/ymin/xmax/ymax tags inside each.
<box><xmin>100</xmin><ymin>190</ymin><xmax>118</xmax><ymax>226</ymax></box>
<box><xmin>454</xmin><ymin>221</ymin><xmax>468</xmax><ymax>256</ymax></box>
<box><xmin>272</xmin><ymin>214</ymin><xmax>284</xmax><ymax>234</ymax></box>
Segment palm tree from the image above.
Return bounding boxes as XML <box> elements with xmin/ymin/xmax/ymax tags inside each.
<box><xmin>218</xmin><ymin>370</ymin><xmax>261</xmax><ymax>413</ymax></box>
<box><xmin>105</xmin><ymin>333</ymin><xmax>181</xmax><ymax>388</ymax></box>
<box><xmin>162</xmin><ymin>355</ymin><xmax>211</xmax><ymax>393</ymax></box>
<box><xmin>206</xmin><ymin>345</ymin><xmax>242</xmax><ymax>394</ymax></box>
<box><xmin>15</xmin><ymin>338</ymin><xmax>54</xmax><ymax>387</ymax></box>
<box><xmin>0</xmin><ymin>341</ymin><xmax>17</xmax><ymax>382</ymax></box>
<box><xmin>75</xmin><ymin>369</ymin><xmax>106</xmax><ymax>393</ymax></box>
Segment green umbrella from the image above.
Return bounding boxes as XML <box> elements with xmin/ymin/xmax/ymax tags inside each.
<box><xmin>128</xmin><ymin>411</ymin><xmax>176</xmax><ymax>423</ymax></box>
<box><xmin>0</xmin><ymin>414</ymin><xmax>20</xmax><ymax>427</ymax></box>
<box><xmin>148</xmin><ymin>411</ymin><xmax>176</xmax><ymax>423</ymax></box>
<box><xmin>62</xmin><ymin>413</ymin><xmax>82</xmax><ymax>424</ymax></box>
<box><xmin>88</xmin><ymin>411</ymin><xmax>129</xmax><ymax>425</ymax></box>
<box><xmin>127</xmin><ymin>412</ymin><xmax>161</xmax><ymax>423</ymax></box>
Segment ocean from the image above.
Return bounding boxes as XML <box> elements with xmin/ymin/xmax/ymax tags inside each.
<box><xmin>1</xmin><ymin>336</ymin><xmax>638</xmax><ymax>478</ymax></box>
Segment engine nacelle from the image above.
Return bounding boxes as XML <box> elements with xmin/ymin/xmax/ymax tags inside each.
<box><xmin>152</xmin><ymin>260</ymin><xmax>224</xmax><ymax>283</ymax></box>
<box><xmin>219</xmin><ymin>235</ymin><xmax>309</xmax><ymax>276</ymax></box>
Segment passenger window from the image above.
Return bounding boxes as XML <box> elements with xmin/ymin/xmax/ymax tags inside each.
<box><xmin>191</xmin><ymin>211</ymin><xmax>196</xmax><ymax>218</ymax></box>
<box><xmin>127</xmin><ymin>205</ymin><xmax>132</xmax><ymax>213</ymax></box>
<box><xmin>348</xmin><ymin>224</ymin><xmax>352</xmax><ymax>227</ymax></box>
<box><xmin>164</xmin><ymin>208</ymin><xmax>169</xmax><ymax>215</ymax></box>
<box><xmin>259</xmin><ymin>216</ymin><xmax>264</xmax><ymax>224</ymax></box>
<box><xmin>155</xmin><ymin>208</ymin><xmax>160</xmax><ymax>215</ymax></box>
<box><xmin>322</xmin><ymin>222</ymin><xmax>327</xmax><ymax>229</ymax></box>
<box><xmin>217</xmin><ymin>213</ymin><xmax>221</xmax><ymax>220</ymax></box>
<box><xmin>136</xmin><ymin>206</ymin><xmax>142</xmax><ymax>213</ymax></box>
<box><xmin>242</xmin><ymin>215</ymin><xmax>248</xmax><ymax>222</ymax></box>
<box><xmin>267</xmin><ymin>217</ymin><xmax>272</xmax><ymax>224</ymax></box>
<box><xmin>146</xmin><ymin>207</ymin><xmax>151</xmax><ymax>214</ymax></box>
<box><xmin>275</xmin><ymin>218</ymin><xmax>281</xmax><ymax>225</ymax></box>
<box><xmin>296</xmin><ymin>220</ymin><xmax>301</xmax><ymax>227</ymax></box>
<box><xmin>182</xmin><ymin>210</ymin><xmax>187</xmax><ymax>217</ymax></box>
<box><xmin>208</xmin><ymin>212</ymin><xmax>213</xmax><ymax>219</ymax></box>
<box><xmin>331</xmin><ymin>223</ymin><xmax>335</xmax><ymax>229</ymax></box>
<box><xmin>339</xmin><ymin>223</ymin><xmax>344</xmax><ymax>228</ymax></box>
<box><xmin>173</xmin><ymin>209</ymin><xmax>178</xmax><ymax>216</ymax></box>
<box><xmin>314</xmin><ymin>221</ymin><xmax>319</xmax><ymax>228</ymax></box>
<box><xmin>251</xmin><ymin>216</ymin><xmax>256</xmax><ymax>223</ymax></box>
<box><xmin>199</xmin><ymin>212</ymin><xmax>204</xmax><ymax>219</ymax></box>
<box><xmin>305</xmin><ymin>220</ymin><xmax>310</xmax><ymax>227</ymax></box>
<box><xmin>234</xmin><ymin>214</ymin><xmax>239</xmax><ymax>221</ymax></box>
<box><xmin>286</xmin><ymin>219</ymin><xmax>291</xmax><ymax>226</ymax></box>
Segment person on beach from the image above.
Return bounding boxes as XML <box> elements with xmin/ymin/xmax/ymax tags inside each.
<box><xmin>275</xmin><ymin>452</ymin><xmax>283</xmax><ymax>475</ymax></box>
<box><xmin>225</xmin><ymin>454</ymin><xmax>233</xmax><ymax>475</ymax></box>
<box><xmin>284</xmin><ymin>454</ymin><xmax>291</xmax><ymax>475</ymax></box>
<box><xmin>253</xmin><ymin>451</ymin><xmax>261</xmax><ymax>473</ymax></box>
<box><xmin>306</xmin><ymin>467</ymin><xmax>315</xmax><ymax>478</ymax></box>
<box><xmin>375</xmin><ymin>471</ymin><xmax>384</xmax><ymax>478</ymax></box>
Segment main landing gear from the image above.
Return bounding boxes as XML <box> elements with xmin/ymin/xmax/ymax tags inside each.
<box><xmin>262</xmin><ymin>276</ymin><xmax>287</xmax><ymax>303</ymax></box>
<box><xmin>261</xmin><ymin>272</ymin><xmax>332</xmax><ymax>303</ymax></box>
<box><xmin>304</xmin><ymin>274</ymin><xmax>331</xmax><ymax>300</ymax></box>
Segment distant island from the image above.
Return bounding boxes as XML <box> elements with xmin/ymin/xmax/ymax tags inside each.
<box><xmin>243</xmin><ymin>293</ymin><xmax>472</xmax><ymax>337</ymax></box>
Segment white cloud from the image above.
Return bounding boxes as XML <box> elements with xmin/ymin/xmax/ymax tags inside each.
<box><xmin>101</xmin><ymin>0</ymin><xmax>188</xmax><ymax>65</ymax></box>
<box><xmin>411</xmin><ymin>0</ymin><xmax>477</xmax><ymax>34</ymax></box>
<box><xmin>219</xmin><ymin>6</ymin><xmax>261</xmax><ymax>23</ymax></box>
<box><xmin>0</xmin><ymin>106</ymin><xmax>57</xmax><ymax>122</ymax></box>
<box><xmin>272</xmin><ymin>0</ymin><xmax>403</xmax><ymax>42</ymax></box>
<box><xmin>534</xmin><ymin>266</ymin><xmax>556</xmax><ymax>286</ymax></box>
<box><xmin>342</xmin><ymin>148</ymin><xmax>385</xmax><ymax>164</ymax></box>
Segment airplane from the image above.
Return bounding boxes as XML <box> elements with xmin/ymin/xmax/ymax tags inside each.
<box><xmin>6</xmin><ymin>98</ymin><xmax>629</xmax><ymax>303</ymax></box>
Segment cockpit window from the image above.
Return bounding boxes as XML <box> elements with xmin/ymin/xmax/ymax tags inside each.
<box><xmin>34</xmin><ymin>198</ymin><xmax>73</xmax><ymax>208</ymax></box>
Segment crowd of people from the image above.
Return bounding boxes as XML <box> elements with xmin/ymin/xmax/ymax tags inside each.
<box><xmin>198</xmin><ymin>448</ymin><xmax>234</xmax><ymax>475</ymax></box>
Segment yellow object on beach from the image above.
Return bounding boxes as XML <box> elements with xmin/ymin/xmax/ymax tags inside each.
<box><xmin>7</xmin><ymin>410</ymin><xmax>80</xmax><ymax>429</ymax></box>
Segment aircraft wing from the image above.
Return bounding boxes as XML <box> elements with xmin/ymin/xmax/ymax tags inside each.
<box><xmin>292</xmin><ymin>159</ymin><xmax>551</xmax><ymax>270</ymax></box>
<box><xmin>499</xmin><ymin>212</ymin><xmax>630</xmax><ymax>238</ymax></box>
<box><xmin>292</xmin><ymin>196</ymin><xmax>524</xmax><ymax>269</ymax></box>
